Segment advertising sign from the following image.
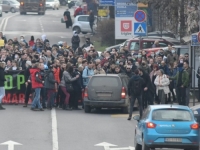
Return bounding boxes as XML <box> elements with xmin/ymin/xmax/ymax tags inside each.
<box><xmin>100</xmin><ymin>0</ymin><xmax>114</xmax><ymax>6</ymax></box>
<box><xmin>191</xmin><ymin>34</ymin><xmax>200</xmax><ymax>46</ymax></box>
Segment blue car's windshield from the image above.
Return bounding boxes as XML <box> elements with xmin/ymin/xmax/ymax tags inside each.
<box><xmin>152</xmin><ymin>109</ymin><xmax>192</xmax><ymax>121</ymax></box>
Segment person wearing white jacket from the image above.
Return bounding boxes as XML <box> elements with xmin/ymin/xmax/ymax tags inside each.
<box><xmin>154</xmin><ymin>69</ymin><xmax>170</xmax><ymax>104</ymax></box>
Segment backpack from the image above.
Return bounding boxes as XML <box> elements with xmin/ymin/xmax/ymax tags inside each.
<box><xmin>132</xmin><ymin>79</ymin><xmax>142</xmax><ymax>95</ymax></box>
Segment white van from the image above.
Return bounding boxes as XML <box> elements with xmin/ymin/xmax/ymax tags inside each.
<box><xmin>46</xmin><ymin>0</ymin><xmax>60</xmax><ymax>10</ymax></box>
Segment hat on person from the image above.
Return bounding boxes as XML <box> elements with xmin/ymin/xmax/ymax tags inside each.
<box><xmin>26</xmin><ymin>61</ymin><xmax>32</xmax><ymax>66</ymax></box>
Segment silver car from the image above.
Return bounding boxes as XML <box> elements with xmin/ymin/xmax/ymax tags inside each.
<box><xmin>1</xmin><ymin>0</ymin><xmax>19</xmax><ymax>13</ymax></box>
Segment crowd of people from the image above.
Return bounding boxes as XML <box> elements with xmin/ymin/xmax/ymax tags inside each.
<box><xmin>0</xmin><ymin>32</ymin><xmax>195</xmax><ymax>116</ymax></box>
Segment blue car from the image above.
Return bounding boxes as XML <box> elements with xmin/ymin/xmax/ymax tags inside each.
<box><xmin>133</xmin><ymin>105</ymin><xmax>199</xmax><ymax>150</ymax></box>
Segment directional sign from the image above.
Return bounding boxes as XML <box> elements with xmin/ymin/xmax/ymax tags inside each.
<box><xmin>134</xmin><ymin>22</ymin><xmax>147</xmax><ymax>36</ymax></box>
<box><xmin>134</xmin><ymin>10</ymin><xmax>146</xmax><ymax>22</ymax></box>
<box><xmin>191</xmin><ymin>34</ymin><xmax>200</xmax><ymax>46</ymax></box>
<box><xmin>100</xmin><ymin>0</ymin><xmax>114</xmax><ymax>6</ymax></box>
<box><xmin>0</xmin><ymin>140</ymin><xmax>22</xmax><ymax>150</ymax></box>
<box><xmin>95</xmin><ymin>142</ymin><xmax>135</xmax><ymax>150</ymax></box>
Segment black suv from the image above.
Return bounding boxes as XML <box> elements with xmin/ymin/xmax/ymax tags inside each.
<box><xmin>84</xmin><ymin>74</ymin><xmax>131</xmax><ymax>113</ymax></box>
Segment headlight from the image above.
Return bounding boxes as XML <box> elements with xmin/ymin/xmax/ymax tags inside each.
<box><xmin>15</xmin><ymin>5</ymin><xmax>19</xmax><ymax>8</ymax></box>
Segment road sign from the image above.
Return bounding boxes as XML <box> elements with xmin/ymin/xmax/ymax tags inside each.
<box><xmin>0</xmin><ymin>140</ymin><xmax>22</xmax><ymax>150</ymax></box>
<box><xmin>115</xmin><ymin>0</ymin><xmax>137</xmax><ymax>17</ymax></box>
<box><xmin>191</xmin><ymin>34</ymin><xmax>200</xmax><ymax>46</ymax></box>
<box><xmin>134</xmin><ymin>10</ymin><xmax>146</xmax><ymax>22</ymax></box>
<box><xmin>100</xmin><ymin>0</ymin><xmax>114</xmax><ymax>6</ymax></box>
<box><xmin>198</xmin><ymin>32</ymin><xmax>200</xmax><ymax>43</ymax></box>
<box><xmin>134</xmin><ymin>22</ymin><xmax>147</xmax><ymax>36</ymax></box>
<box><xmin>95</xmin><ymin>142</ymin><xmax>135</xmax><ymax>150</ymax></box>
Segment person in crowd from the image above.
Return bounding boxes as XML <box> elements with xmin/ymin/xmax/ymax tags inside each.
<box><xmin>29</xmin><ymin>36</ymin><xmax>35</xmax><ymax>47</ymax></box>
<box><xmin>60</xmin><ymin>65</ymin><xmax>79</xmax><ymax>110</ymax></box>
<box><xmin>29</xmin><ymin>63</ymin><xmax>44</xmax><ymax>111</ymax></box>
<box><xmin>94</xmin><ymin>63</ymin><xmax>105</xmax><ymax>75</ymax></box>
<box><xmin>138</xmin><ymin>67</ymin><xmax>154</xmax><ymax>108</ymax></box>
<box><xmin>0</xmin><ymin>62</ymin><xmax>6</xmax><ymax>110</ymax></box>
<box><xmin>152</xmin><ymin>40</ymin><xmax>159</xmax><ymax>48</ymax></box>
<box><xmin>82</xmin><ymin>61</ymin><xmax>94</xmax><ymax>88</ymax></box>
<box><xmin>71</xmin><ymin>31</ymin><xmax>80</xmax><ymax>52</ymax></box>
<box><xmin>154</xmin><ymin>69</ymin><xmax>170</xmax><ymax>104</ymax></box>
<box><xmin>81</xmin><ymin>38</ymin><xmax>93</xmax><ymax>49</ymax></box>
<box><xmin>159</xmin><ymin>60</ymin><xmax>169</xmax><ymax>75</ymax></box>
<box><xmin>125</xmin><ymin>65</ymin><xmax>134</xmax><ymax>78</ymax></box>
<box><xmin>127</xmin><ymin>69</ymin><xmax>145</xmax><ymax>120</ymax></box>
<box><xmin>74</xmin><ymin>5</ymin><xmax>83</xmax><ymax>17</ymax></box>
<box><xmin>196</xmin><ymin>66</ymin><xmax>200</xmax><ymax>102</ymax></box>
<box><xmin>168</xmin><ymin>63</ymin><xmax>177</xmax><ymax>103</ymax></box>
<box><xmin>170</xmin><ymin>63</ymin><xmax>189</xmax><ymax>105</ymax></box>
<box><xmin>10</xmin><ymin>60</ymin><xmax>20</xmax><ymax>70</ymax></box>
<box><xmin>23</xmin><ymin>61</ymin><xmax>32</xmax><ymax>107</ymax></box>
<box><xmin>0</xmin><ymin>32</ymin><xmax>7</xmax><ymax>44</ymax></box>
<box><xmin>44</xmin><ymin>65</ymin><xmax>57</xmax><ymax>110</ymax></box>
<box><xmin>183</xmin><ymin>61</ymin><xmax>192</xmax><ymax>106</ymax></box>
<box><xmin>184</xmin><ymin>53</ymin><xmax>189</xmax><ymax>61</ymax></box>
<box><xmin>149</xmin><ymin>64</ymin><xmax>159</xmax><ymax>103</ymax></box>
<box><xmin>140</xmin><ymin>60</ymin><xmax>151</xmax><ymax>74</ymax></box>
<box><xmin>88</xmin><ymin>10</ymin><xmax>95</xmax><ymax>35</ymax></box>
<box><xmin>4</xmin><ymin>60</ymin><xmax>12</xmax><ymax>70</ymax></box>
<box><xmin>63</xmin><ymin>9</ymin><xmax>72</xmax><ymax>28</ymax></box>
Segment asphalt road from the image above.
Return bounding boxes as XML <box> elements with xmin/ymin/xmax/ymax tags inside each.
<box><xmin>0</xmin><ymin>7</ymin><xmax>189</xmax><ymax>150</ymax></box>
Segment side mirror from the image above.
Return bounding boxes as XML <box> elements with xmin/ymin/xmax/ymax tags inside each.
<box><xmin>133</xmin><ymin>115</ymin><xmax>140</xmax><ymax>121</ymax></box>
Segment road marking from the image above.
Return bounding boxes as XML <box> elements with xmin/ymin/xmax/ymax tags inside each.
<box><xmin>3</xmin><ymin>14</ymin><xmax>18</xmax><ymax>31</ymax></box>
<box><xmin>51</xmin><ymin>108</ymin><xmax>59</xmax><ymax>150</ymax></box>
<box><xmin>111</xmin><ymin>114</ymin><xmax>139</xmax><ymax>118</ymax></box>
<box><xmin>0</xmin><ymin>17</ymin><xmax>7</xmax><ymax>31</ymax></box>
<box><xmin>0</xmin><ymin>140</ymin><xmax>22</xmax><ymax>150</ymax></box>
<box><xmin>95</xmin><ymin>142</ymin><xmax>134</xmax><ymax>150</ymax></box>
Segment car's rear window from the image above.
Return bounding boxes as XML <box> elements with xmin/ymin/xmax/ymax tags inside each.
<box><xmin>152</xmin><ymin>109</ymin><xmax>192</xmax><ymax>121</ymax></box>
<box><xmin>90</xmin><ymin>77</ymin><xmax>120</xmax><ymax>87</ymax></box>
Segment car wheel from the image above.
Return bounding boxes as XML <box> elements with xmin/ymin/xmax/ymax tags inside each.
<box><xmin>73</xmin><ymin>26</ymin><xmax>81</xmax><ymax>34</ymax></box>
<box><xmin>134</xmin><ymin>136</ymin><xmax>142</xmax><ymax>150</ymax></box>
<box><xmin>122</xmin><ymin>102</ymin><xmax>130</xmax><ymax>114</ymax></box>
<box><xmin>84</xmin><ymin>105</ymin><xmax>91</xmax><ymax>113</ymax></box>
<box><xmin>142</xmin><ymin>138</ymin><xmax>150</xmax><ymax>150</ymax></box>
<box><xmin>10</xmin><ymin>7</ymin><xmax>16</xmax><ymax>13</ymax></box>
<box><xmin>57</xmin><ymin>7</ymin><xmax>59</xmax><ymax>10</ymax></box>
<box><xmin>5</xmin><ymin>11</ymin><xmax>8</xmax><ymax>13</ymax></box>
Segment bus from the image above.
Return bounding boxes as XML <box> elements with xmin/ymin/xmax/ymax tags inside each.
<box><xmin>19</xmin><ymin>0</ymin><xmax>46</xmax><ymax>15</ymax></box>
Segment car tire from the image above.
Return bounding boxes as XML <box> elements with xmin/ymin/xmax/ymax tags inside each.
<box><xmin>73</xmin><ymin>26</ymin><xmax>81</xmax><ymax>34</ymax></box>
<box><xmin>122</xmin><ymin>102</ymin><xmax>130</xmax><ymax>114</ymax></box>
<box><xmin>84</xmin><ymin>105</ymin><xmax>91</xmax><ymax>113</ymax></box>
<box><xmin>5</xmin><ymin>11</ymin><xmax>8</xmax><ymax>13</ymax></box>
<box><xmin>142</xmin><ymin>138</ymin><xmax>150</xmax><ymax>150</ymax></box>
<box><xmin>134</xmin><ymin>136</ymin><xmax>142</xmax><ymax>150</ymax></box>
<box><xmin>57</xmin><ymin>7</ymin><xmax>59</xmax><ymax>10</ymax></box>
<box><xmin>10</xmin><ymin>8</ymin><xmax>16</xmax><ymax>13</ymax></box>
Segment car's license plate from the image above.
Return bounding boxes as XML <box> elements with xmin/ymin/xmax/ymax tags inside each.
<box><xmin>165</xmin><ymin>138</ymin><xmax>182</xmax><ymax>142</ymax></box>
<box><xmin>97</xmin><ymin>93</ymin><xmax>111</xmax><ymax>97</ymax></box>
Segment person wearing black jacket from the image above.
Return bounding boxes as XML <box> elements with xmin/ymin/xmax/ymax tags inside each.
<box><xmin>69</xmin><ymin>67</ymin><xmax>83</xmax><ymax>110</ymax></box>
<box><xmin>71</xmin><ymin>31</ymin><xmax>80</xmax><ymax>51</ymax></box>
<box><xmin>0</xmin><ymin>62</ymin><xmax>6</xmax><ymax>110</ymax></box>
<box><xmin>23</xmin><ymin>61</ymin><xmax>32</xmax><ymax>107</ymax></box>
<box><xmin>138</xmin><ymin>67</ymin><xmax>154</xmax><ymax>109</ymax></box>
<box><xmin>89</xmin><ymin>10</ymin><xmax>95</xmax><ymax>34</ymax></box>
<box><xmin>127</xmin><ymin>69</ymin><xmax>145</xmax><ymax>120</ymax></box>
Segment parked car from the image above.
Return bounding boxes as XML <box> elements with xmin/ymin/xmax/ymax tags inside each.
<box><xmin>120</xmin><ymin>37</ymin><xmax>174</xmax><ymax>53</ymax></box>
<box><xmin>72</xmin><ymin>15</ymin><xmax>97</xmax><ymax>34</ymax></box>
<box><xmin>0</xmin><ymin>5</ymin><xmax>2</xmax><ymax>17</ymax></box>
<box><xmin>1</xmin><ymin>0</ymin><xmax>19</xmax><ymax>13</ymax></box>
<box><xmin>134</xmin><ymin>105</ymin><xmax>199</xmax><ymax>150</ymax></box>
<box><xmin>105</xmin><ymin>42</ymin><xmax>125</xmax><ymax>52</ymax></box>
<box><xmin>190</xmin><ymin>104</ymin><xmax>200</xmax><ymax>124</ymax></box>
<box><xmin>147</xmin><ymin>31</ymin><xmax>177</xmax><ymax>39</ymax></box>
<box><xmin>84</xmin><ymin>74</ymin><xmax>132</xmax><ymax>113</ymax></box>
<box><xmin>67</xmin><ymin>0</ymin><xmax>76</xmax><ymax>8</ymax></box>
<box><xmin>46</xmin><ymin>0</ymin><xmax>60</xmax><ymax>10</ymax></box>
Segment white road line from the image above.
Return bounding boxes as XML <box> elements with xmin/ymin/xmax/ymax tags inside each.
<box><xmin>51</xmin><ymin>108</ymin><xmax>59</xmax><ymax>150</ymax></box>
<box><xmin>0</xmin><ymin>17</ymin><xmax>7</xmax><ymax>31</ymax></box>
<box><xmin>3</xmin><ymin>14</ymin><xmax>18</xmax><ymax>31</ymax></box>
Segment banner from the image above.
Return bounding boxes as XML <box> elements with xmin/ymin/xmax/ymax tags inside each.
<box><xmin>2</xmin><ymin>70</ymin><xmax>29</xmax><ymax>104</ymax></box>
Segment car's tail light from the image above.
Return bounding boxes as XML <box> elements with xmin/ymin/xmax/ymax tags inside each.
<box><xmin>146</xmin><ymin>122</ymin><xmax>156</xmax><ymax>128</ymax></box>
<box><xmin>190</xmin><ymin>123</ymin><xmax>199</xmax><ymax>129</ymax></box>
<box><xmin>121</xmin><ymin>87</ymin><xmax>126</xmax><ymax>99</ymax></box>
<box><xmin>39</xmin><ymin>3</ymin><xmax>43</xmax><ymax>6</ymax></box>
<box><xmin>20</xmin><ymin>2</ymin><xmax>24</xmax><ymax>6</ymax></box>
<box><xmin>84</xmin><ymin>87</ymin><xmax>88</xmax><ymax>98</ymax></box>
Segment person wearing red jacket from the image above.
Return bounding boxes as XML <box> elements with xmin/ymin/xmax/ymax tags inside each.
<box><xmin>29</xmin><ymin>63</ymin><xmax>44</xmax><ymax>111</ymax></box>
<box><xmin>74</xmin><ymin>6</ymin><xmax>83</xmax><ymax>17</ymax></box>
<box><xmin>29</xmin><ymin>36</ymin><xmax>35</xmax><ymax>47</ymax></box>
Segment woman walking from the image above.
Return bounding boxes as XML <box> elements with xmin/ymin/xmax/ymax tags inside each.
<box><xmin>0</xmin><ymin>62</ymin><xmax>6</xmax><ymax>110</ymax></box>
<box><xmin>60</xmin><ymin>66</ymin><xmax>79</xmax><ymax>110</ymax></box>
<box><xmin>154</xmin><ymin>69</ymin><xmax>170</xmax><ymax>104</ymax></box>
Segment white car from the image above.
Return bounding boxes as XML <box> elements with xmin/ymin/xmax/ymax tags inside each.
<box><xmin>72</xmin><ymin>15</ymin><xmax>97</xmax><ymax>34</ymax></box>
<box><xmin>0</xmin><ymin>5</ymin><xmax>2</xmax><ymax>17</ymax></box>
<box><xmin>46</xmin><ymin>0</ymin><xmax>60</xmax><ymax>10</ymax></box>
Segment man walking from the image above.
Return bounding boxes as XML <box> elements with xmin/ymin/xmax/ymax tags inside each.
<box><xmin>127</xmin><ymin>69</ymin><xmax>145</xmax><ymax>120</ymax></box>
<box><xmin>184</xmin><ymin>61</ymin><xmax>192</xmax><ymax>106</ymax></box>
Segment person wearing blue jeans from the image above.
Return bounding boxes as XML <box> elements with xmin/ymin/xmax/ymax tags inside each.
<box><xmin>32</xmin><ymin>88</ymin><xmax>43</xmax><ymax>110</ymax></box>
